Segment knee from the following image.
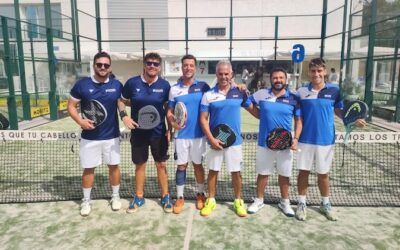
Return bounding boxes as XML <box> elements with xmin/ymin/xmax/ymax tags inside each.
<box><xmin>83</xmin><ymin>168</ymin><xmax>95</xmax><ymax>175</ymax></box>
<box><xmin>177</xmin><ymin>164</ymin><xmax>187</xmax><ymax>171</ymax></box>
<box><xmin>156</xmin><ymin>162</ymin><xmax>167</xmax><ymax>170</ymax></box>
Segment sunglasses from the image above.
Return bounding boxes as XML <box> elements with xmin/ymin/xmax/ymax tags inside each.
<box><xmin>145</xmin><ymin>61</ymin><xmax>160</xmax><ymax>67</ymax></box>
<box><xmin>95</xmin><ymin>63</ymin><xmax>111</xmax><ymax>69</ymax></box>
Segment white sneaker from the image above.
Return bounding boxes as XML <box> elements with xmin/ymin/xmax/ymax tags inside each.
<box><xmin>278</xmin><ymin>201</ymin><xmax>295</xmax><ymax>217</ymax></box>
<box><xmin>295</xmin><ymin>202</ymin><xmax>307</xmax><ymax>221</ymax></box>
<box><xmin>247</xmin><ymin>198</ymin><xmax>265</xmax><ymax>214</ymax></box>
<box><xmin>319</xmin><ymin>202</ymin><xmax>338</xmax><ymax>221</ymax></box>
<box><xmin>80</xmin><ymin>199</ymin><xmax>91</xmax><ymax>216</ymax></box>
<box><xmin>110</xmin><ymin>194</ymin><xmax>122</xmax><ymax>211</ymax></box>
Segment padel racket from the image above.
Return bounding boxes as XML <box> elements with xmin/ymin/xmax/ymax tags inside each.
<box><xmin>211</xmin><ymin>123</ymin><xmax>236</xmax><ymax>148</ymax></box>
<box><xmin>266</xmin><ymin>128</ymin><xmax>292</xmax><ymax>151</ymax></box>
<box><xmin>174</xmin><ymin>102</ymin><xmax>187</xmax><ymax>127</ymax></box>
<box><xmin>137</xmin><ymin>105</ymin><xmax>160</xmax><ymax>130</ymax></box>
<box><xmin>82</xmin><ymin>99</ymin><xmax>107</xmax><ymax>127</ymax></box>
<box><xmin>343</xmin><ymin>100</ymin><xmax>368</xmax><ymax>144</ymax></box>
<box><xmin>0</xmin><ymin>113</ymin><xmax>10</xmax><ymax>130</ymax></box>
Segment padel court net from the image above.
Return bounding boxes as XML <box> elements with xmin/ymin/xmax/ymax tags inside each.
<box><xmin>0</xmin><ymin>131</ymin><xmax>399</xmax><ymax>206</ymax></box>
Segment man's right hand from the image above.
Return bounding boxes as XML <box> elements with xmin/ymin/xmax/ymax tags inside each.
<box><xmin>210</xmin><ymin>137</ymin><xmax>224</xmax><ymax>150</ymax></box>
<box><xmin>79</xmin><ymin>119</ymin><xmax>95</xmax><ymax>130</ymax></box>
<box><xmin>122</xmin><ymin>116</ymin><xmax>139</xmax><ymax>129</ymax></box>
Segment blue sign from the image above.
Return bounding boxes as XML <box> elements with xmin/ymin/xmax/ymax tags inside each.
<box><xmin>292</xmin><ymin>44</ymin><xmax>305</xmax><ymax>63</ymax></box>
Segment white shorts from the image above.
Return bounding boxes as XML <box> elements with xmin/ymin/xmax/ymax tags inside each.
<box><xmin>205</xmin><ymin>145</ymin><xmax>243</xmax><ymax>172</ymax></box>
<box><xmin>80</xmin><ymin>138</ymin><xmax>120</xmax><ymax>168</ymax></box>
<box><xmin>296</xmin><ymin>143</ymin><xmax>334</xmax><ymax>174</ymax></box>
<box><xmin>256</xmin><ymin>146</ymin><xmax>293</xmax><ymax>177</ymax></box>
<box><xmin>174</xmin><ymin>137</ymin><xmax>206</xmax><ymax>165</ymax></box>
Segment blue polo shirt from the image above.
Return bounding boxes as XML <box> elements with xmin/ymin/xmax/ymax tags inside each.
<box><xmin>168</xmin><ymin>80</ymin><xmax>210</xmax><ymax>139</ymax></box>
<box><xmin>297</xmin><ymin>83</ymin><xmax>343</xmax><ymax>145</ymax></box>
<box><xmin>70</xmin><ymin>76</ymin><xmax>122</xmax><ymax>140</ymax></box>
<box><xmin>200</xmin><ymin>85</ymin><xmax>251</xmax><ymax>146</ymax></box>
<box><xmin>121</xmin><ymin>75</ymin><xmax>170</xmax><ymax>138</ymax></box>
<box><xmin>249</xmin><ymin>88</ymin><xmax>301</xmax><ymax>147</ymax></box>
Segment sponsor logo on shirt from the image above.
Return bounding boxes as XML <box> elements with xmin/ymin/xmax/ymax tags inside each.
<box><xmin>153</xmin><ymin>89</ymin><xmax>164</xmax><ymax>93</ymax></box>
<box><xmin>324</xmin><ymin>94</ymin><xmax>332</xmax><ymax>98</ymax></box>
<box><xmin>105</xmin><ymin>89</ymin><xmax>116</xmax><ymax>92</ymax></box>
<box><xmin>89</xmin><ymin>89</ymin><xmax>94</xmax><ymax>93</ymax></box>
<box><xmin>232</xmin><ymin>94</ymin><xmax>239</xmax><ymax>98</ymax></box>
<box><xmin>136</xmin><ymin>88</ymin><xmax>140</xmax><ymax>92</ymax></box>
<box><xmin>194</xmin><ymin>88</ymin><xmax>201</xmax><ymax>91</ymax></box>
<box><xmin>282</xmin><ymin>99</ymin><xmax>289</xmax><ymax>103</ymax></box>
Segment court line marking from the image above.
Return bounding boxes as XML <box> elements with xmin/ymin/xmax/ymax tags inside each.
<box><xmin>183</xmin><ymin>202</ymin><xmax>195</xmax><ymax>250</ymax></box>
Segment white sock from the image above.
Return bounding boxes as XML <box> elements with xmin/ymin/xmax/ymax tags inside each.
<box><xmin>112</xmin><ymin>185</ymin><xmax>120</xmax><ymax>196</ymax></box>
<box><xmin>281</xmin><ymin>198</ymin><xmax>290</xmax><ymax>205</ymax></box>
<box><xmin>83</xmin><ymin>187</ymin><xmax>92</xmax><ymax>201</ymax></box>
<box><xmin>321</xmin><ymin>196</ymin><xmax>330</xmax><ymax>205</ymax></box>
<box><xmin>298</xmin><ymin>195</ymin><xmax>306</xmax><ymax>204</ymax></box>
<box><xmin>256</xmin><ymin>197</ymin><xmax>264</xmax><ymax>203</ymax></box>
<box><xmin>177</xmin><ymin>185</ymin><xmax>184</xmax><ymax>198</ymax></box>
<box><xmin>196</xmin><ymin>183</ymin><xmax>205</xmax><ymax>194</ymax></box>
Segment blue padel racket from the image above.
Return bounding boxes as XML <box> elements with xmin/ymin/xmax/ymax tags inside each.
<box><xmin>174</xmin><ymin>102</ymin><xmax>187</xmax><ymax>128</ymax></box>
<box><xmin>266</xmin><ymin>128</ymin><xmax>292</xmax><ymax>151</ymax></box>
<box><xmin>82</xmin><ymin>99</ymin><xmax>108</xmax><ymax>127</ymax></box>
<box><xmin>0</xmin><ymin>113</ymin><xmax>10</xmax><ymax>130</ymax></box>
<box><xmin>343</xmin><ymin>100</ymin><xmax>368</xmax><ymax>144</ymax></box>
<box><xmin>211</xmin><ymin>123</ymin><xmax>236</xmax><ymax>148</ymax></box>
<box><xmin>137</xmin><ymin>105</ymin><xmax>160</xmax><ymax>130</ymax></box>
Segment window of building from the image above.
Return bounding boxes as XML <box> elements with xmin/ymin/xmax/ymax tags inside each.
<box><xmin>25</xmin><ymin>4</ymin><xmax>63</xmax><ymax>39</ymax></box>
<box><xmin>207</xmin><ymin>27</ymin><xmax>226</xmax><ymax>37</ymax></box>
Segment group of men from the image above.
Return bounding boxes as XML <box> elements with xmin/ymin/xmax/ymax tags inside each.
<box><xmin>68</xmin><ymin>52</ymin><xmax>365</xmax><ymax>220</ymax></box>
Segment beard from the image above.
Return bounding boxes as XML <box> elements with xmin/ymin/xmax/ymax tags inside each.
<box><xmin>272</xmin><ymin>82</ymin><xmax>286</xmax><ymax>91</ymax></box>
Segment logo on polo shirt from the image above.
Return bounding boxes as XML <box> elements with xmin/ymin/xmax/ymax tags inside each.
<box><xmin>89</xmin><ymin>89</ymin><xmax>94</xmax><ymax>93</ymax></box>
<box><xmin>324</xmin><ymin>94</ymin><xmax>332</xmax><ymax>98</ymax></box>
<box><xmin>136</xmin><ymin>88</ymin><xmax>140</xmax><ymax>92</ymax></box>
<box><xmin>194</xmin><ymin>88</ymin><xmax>201</xmax><ymax>91</ymax></box>
<box><xmin>153</xmin><ymin>89</ymin><xmax>164</xmax><ymax>93</ymax></box>
<box><xmin>282</xmin><ymin>99</ymin><xmax>289</xmax><ymax>103</ymax></box>
<box><xmin>232</xmin><ymin>94</ymin><xmax>239</xmax><ymax>98</ymax></box>
<box><xmin>105</xmin><ymin>88</ymin><xmax>116</xmax><ymax>92</ymax></box>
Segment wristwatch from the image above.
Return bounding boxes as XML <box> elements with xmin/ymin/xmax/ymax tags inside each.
<box><xmin>119</xmin><ymin>110</ymin><xmax>128</xmax><ymax>120</ymax></box>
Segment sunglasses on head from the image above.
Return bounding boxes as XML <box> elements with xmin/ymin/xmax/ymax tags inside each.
<box><xmin>95</xmin><ymin>63</ymin><xmax>111</xmax><ymax>69</ymax></box>
<box><xmin>145</xmin><ymin>61</ymin><xmax>160</xmax><ymax>67</ymax></box>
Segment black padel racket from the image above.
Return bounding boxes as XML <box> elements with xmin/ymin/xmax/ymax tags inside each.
<box><xmin>211</xmin><ymin>123</ymin><xmax>236</xmax><ymax>148</ymax></box>
<box><xmin>266</xmin><ymin>128</ymin><xmax>292</xmax><ymax>151</ymax></box>
<box><xmin>82</xmin><ymin>100</ymin><xmax>108</xmax><ymax>127</ymax></box>
<box><xmin>0</xmin><ymin>113</ymin><xmax>10</xmax><ymax>130</ymax></box>
<box><xmin>343</xmin><ymin>100</ymin><xmax>368</xmax><ymax>144</ymax></box>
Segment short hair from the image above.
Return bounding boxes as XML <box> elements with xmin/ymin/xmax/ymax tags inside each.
<box><xmin>309</xmin><ymin>58</ymin><xmax>326</xmax><ymax>69</ymax></box>
<box><xmin>144</xmin><ymin>52</ymin><xmax>162</xmax><ymax>63</ymax></box>
<box><xmin>216</xmin><ymin>60</ymin><xmax>232</xmax><ymax>72</ymax></box>
<box><xmin>93</xmin><ymin>51</ymin><xmax>111</xmax><ymax>64</ymax></box>
<box><xmin>181</xmin><ymin>54</ymin><xmax>197</xmax><ymax>65</ymax></box>
<box><xmin>270</xmin><ymin>67</ymin><xmax>287</xmax><ymax>81</ymax></box>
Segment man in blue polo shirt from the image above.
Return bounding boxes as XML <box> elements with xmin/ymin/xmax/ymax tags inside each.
<box><xmin>247</xmin><ymin>67</ymin><xmax>302</xmax><ymax>217</ymax></box>
<box><xmin>199</xmin><ymin>60</ymin><xmax>255</xmax><ymax>217</ymax></box>
<box><xmin>120</xmin><ymin>52</ymin><xmax>173</xmax><ymax>213</ymax></box>
<box><xmin>166</xmin><ymin>54</ymin><xmax>210</xmax><ymax>214</ymax></box>
<box><xmin>296</xmin><ymin>58</ymin><xmax>366</xmax><ymax>221</ymax></box>
<box><xmin>68</xmin><ymin>51</ymin><xmax>124</xmax><ymax>216</ymax></box>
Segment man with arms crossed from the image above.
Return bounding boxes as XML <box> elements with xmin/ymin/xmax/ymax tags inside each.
<box><xmin>247</xmin><ymin>67</ymin><xmax>302</xmax><ymax>216</ymax></box>
<box><xmin>120</xmin><ymin>52</ymin><xmax>173</xmax><ymax>213</ymax></box>
<box><xmin>199</xmin><ymin>60</ymin><xmax>255</xmax><ymax>217</ymax></box>
<box><xmin>296</xmin><ymin>58</ymin><xmax>366</xmax><ymax>221</ymax></box>
<box><xmin>67</xmin><ymin>51</ymin><xmax>123</xmax><ymax>216</ymax></box>
<box><xmin>166</xmin><ymin>54</ymin><xmax>210</xmax><ymax>214</ymax></box>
